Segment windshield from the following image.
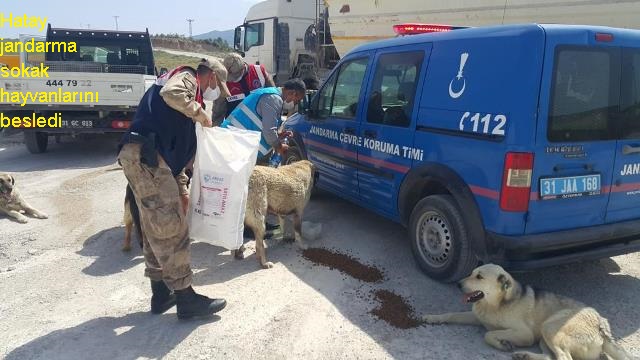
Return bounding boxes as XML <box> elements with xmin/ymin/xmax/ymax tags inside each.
<box><xmin>244</xmin><ymin>22</ymin><xmax>264</xmax><ymax>51</ymax></box>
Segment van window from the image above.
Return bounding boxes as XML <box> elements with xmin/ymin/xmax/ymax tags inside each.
<box><xmin>317</xmin><ymin>69</ymin><xmax>338</xmax><ymax>118</ymax></box>
<box><xmin>621</xmin><ymin>49</ymin><xmax>640</xmax><ymax>139</ymax></box>
<box><xmin>548</xmin><ymin>47</ymin><xmax>620</xmax><ymax>142</ymax></box>
<box><xmin>330</xmin><ymin>58</ymin><xmax>368</xmax><ymax>119</ymax></box>
<box><xmin>367</xmin><ymin>52</ymin><xmax>424</xmax><ymax>127</ymax></box>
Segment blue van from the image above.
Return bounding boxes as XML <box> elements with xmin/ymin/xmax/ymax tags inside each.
<box><xmin>284</xmin><ymin>23</ymin><xmax>640</xmax><ymax>282</ymax></box>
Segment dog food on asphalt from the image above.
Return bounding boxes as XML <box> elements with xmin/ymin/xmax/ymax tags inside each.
<box><xmin>302</xmin><ymin>248</ymin><xmax>384</xmax><ymax>283</ymax></box>
<box><xmin>370</xmin><ymin>290</ymin><xmax>421</xmax><ymax>329</ymax></box>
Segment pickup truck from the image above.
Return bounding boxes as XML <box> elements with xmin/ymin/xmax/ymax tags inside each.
<box><xmin>0</xmin><ymin>25</ymin><xmax>157</xmax><ymax>153</ymax></box>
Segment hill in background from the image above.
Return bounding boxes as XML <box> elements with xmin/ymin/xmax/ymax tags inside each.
<box><xmin>151</xmin><ymin>34</ymin><xmax>231</xmax><ymax>54</ymax></box>
<box><xmin>193</xmin><ymin>29</ymin><xmax>235</xmax><ymax>46</ymax></box>
<box><xmin>151</xmin><ymin>33</ymin><xmax>235</xmax><ymax>71</ymax></box>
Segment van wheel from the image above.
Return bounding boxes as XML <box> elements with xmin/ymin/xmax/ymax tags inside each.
<box><xmin>284</xmin><ymin>145</ymin><xmax>319</xmax><ymax>193</ymax></box>
<box><xmin>284</xmin><ymin>146</ymin><xmax>302</xmax><ymax>165</ymax></box>
<box><xmin>409</xmin><ymin>195</ymin><xmax>477</xmax><ymax>282</ymax></box>
<box><xmin>24</xmin><ymin>131</ymin><xmax>49</xmax><ymax>154</ymax></box>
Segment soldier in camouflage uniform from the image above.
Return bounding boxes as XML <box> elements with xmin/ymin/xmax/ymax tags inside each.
<box><xmin>118</xmin><ymin>58</ymin><xmax>230</xmax><ymax>320</ymax></box>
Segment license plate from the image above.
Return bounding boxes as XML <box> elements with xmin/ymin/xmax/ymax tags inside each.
<box><xmin>540</xmin><ymin>174</ymin><xmax>601</xmax><ymax>200</ymax></box>
<box><xmin>61</xmin><ymin>120</ymin><xmax>93</xmax><ymax>128</ymax></box>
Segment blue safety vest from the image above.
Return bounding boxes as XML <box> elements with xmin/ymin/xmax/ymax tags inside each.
<box><xmin>221</xmin><ymin>87</ymin><xmax>281</xmax><ymax>157</ymax></box>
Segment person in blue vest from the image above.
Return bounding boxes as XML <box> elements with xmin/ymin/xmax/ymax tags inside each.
<box><xmin>221</xmin><ymin>78</ymin><xmax>306</xmax><ymax>165</ymax></box>
<box><xmin>221</xmin><ymin>78</ymin><xmax>306</xmax><ymax>257</ymax></box>
<box><xmin>117</xmin><ymin>58</ymin><xmax>231</xmax><ymax>320</ymax></box>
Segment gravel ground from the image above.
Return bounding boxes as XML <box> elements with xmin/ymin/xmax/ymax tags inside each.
<box><xmin>1</xmin><ymin>134</ymin><xmax>639</xmax><ymax>359</ymax></box>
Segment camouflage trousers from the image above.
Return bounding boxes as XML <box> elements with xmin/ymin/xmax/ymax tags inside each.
<box><xmin>118</xmin><ymin>143</ymin><xmax>192</xmax><ymax>290</ymax></box>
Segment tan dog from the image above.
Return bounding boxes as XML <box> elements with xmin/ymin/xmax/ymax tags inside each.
<box><xmin>0</xmin><ymin>172</ymin><xmax>48</xmax><ymax>223</ymax></box>
<box><xmin>423</xmin><ymin>264</ymin><xmax>634</xmax><ymax>360</ymax></box>
<box><xmin>122</xmin><ymin>184</ymin><xmax>143</xmax><ymax>251</ymax></box>
<box><xmin>236</xmin><ymin>160</ymin><xmax>316</xmax><ymax>269</ymax></box>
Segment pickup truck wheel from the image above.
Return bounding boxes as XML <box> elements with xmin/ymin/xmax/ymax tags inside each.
<box><xmin>409</xmin><ymin>195</ymin><xmax>477</xmax><ymax>282</ymax></box>
<box><xmin>24</xmin><ymin>131</ymin><xmax>49</xmax><ymax>154</ymax></box>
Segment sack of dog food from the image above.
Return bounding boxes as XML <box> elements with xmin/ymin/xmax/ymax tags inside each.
<box><xmin>188</xmin><ymin>123</ymin><xmax>261</xmax><ymax>250</ymax></box>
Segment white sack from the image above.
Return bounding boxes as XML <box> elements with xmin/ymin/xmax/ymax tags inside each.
<box><xmin>188</xmin><ymin>123</ymin><xmax>260</xmax><ymax>250</ymax></box>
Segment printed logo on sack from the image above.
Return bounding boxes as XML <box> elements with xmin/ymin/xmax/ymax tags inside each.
<box><xmin>204</xmin><ymin>174</ymin><xmax>225</xmax><ymax>185</ymax></box>
<box><xmin>198</xmin><ymin>173</ymin><xmax>229</xmax><ymax>218</ymax></box>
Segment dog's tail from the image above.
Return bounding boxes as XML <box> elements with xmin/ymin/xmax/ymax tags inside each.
<box><xmin>600</xmin><ymin>318</ymin><xmax>635</xmax><ymax>360</ymax></box>
<box><xmin>125</xmin><ymin>184</ymin><xmax>144</xmax><ymax>249</ymax></box>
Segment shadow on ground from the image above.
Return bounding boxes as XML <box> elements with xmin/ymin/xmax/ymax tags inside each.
<box><xmin>78</xmin><ymin>224</ymin><xmax>267</xmax><ymax>283</ymax></box>
<box><xmin>196</xmin><ymin>189</ymin><xmax>640</xmax><ymax>358</ymax></box>
<box><xmin>68</xmin><ymin>189</ymin><xmax>640</xmax><ymax>359</ymax></box>
<box><xmin>78</xmin><ymin>226</ymin><xmax>144</xmax><ymax>277</ymax></box>
<box><xmin>4</xmin><ymin>312</ymin><xmax>219</xmax><ymax>360</ymax></box>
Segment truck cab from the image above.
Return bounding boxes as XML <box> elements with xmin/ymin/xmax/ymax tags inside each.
<box><xmin>286</xmin><ymin>23</ymin><xmax>640</xmax><ymax>282</ymax></box>
<box><xmin>234</xmin><ymin>0</ymin><xmax>334</xmax><ymax>86</ymax></box>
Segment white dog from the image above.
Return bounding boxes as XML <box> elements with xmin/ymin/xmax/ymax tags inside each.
<box><xmin>423</xmin><ymin>264</ymin><xmax>635</xmax><ymax>360</ymax></box>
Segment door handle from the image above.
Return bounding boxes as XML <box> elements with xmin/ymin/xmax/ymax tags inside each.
<box><xmin>622</xmin><ymin>145</ymin><xmax>640</xmax><ymax>155</ymax></box>
<box><xmin>364</xmin><ymin>130</ymin><xmax>377</xmax><ymax>139</ymax></box>
<box><xmin>344</xmin><ymin>127</ymin><xmax>356</xmax><ymax>135</ymax></box>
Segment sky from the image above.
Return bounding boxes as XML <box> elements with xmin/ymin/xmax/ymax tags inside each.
<box><xmin>0</xmin><ymin>0</ymin><xmax>263</xmax><ymax>38</ymax></box>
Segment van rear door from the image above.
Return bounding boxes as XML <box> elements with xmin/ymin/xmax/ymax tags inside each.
<box><xmin>606</xmin><ymin>48</ymin><xmax>640</xmax><ymax>222</ymax></box>
<box><xmin>527</xmin><ymin>45</ymin><xmax>620</xmax><ymax>234</ymax></box>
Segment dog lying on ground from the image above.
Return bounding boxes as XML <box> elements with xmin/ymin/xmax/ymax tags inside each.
<box><xmin>235</xmin><ymin>160</ymin><xmax>316</xmax><ymax>269</ymax></box>
<box><xmin>422</xmin><ymin>264</ymin><xmax>634</xmax><ymax>360</ymax></box>
<box><xmin>0</xmin><ymin>172</ymin><xmax>48</xmax><ymax>223</ymax></box>
<box><xmin>122</xmin><ymin>184</ymin><xmax>143</xmax><ymax>251</ymax></box>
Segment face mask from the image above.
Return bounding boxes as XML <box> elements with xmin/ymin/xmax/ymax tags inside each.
<box><xmin>203</xmin><ymin>85</ymin><xmax>220</xmax><ymax>101</ymax></box>
<box><xmin>284</xmin><ymin>100</ymin><xmax>295</xmax><ymax>109</ymax></box>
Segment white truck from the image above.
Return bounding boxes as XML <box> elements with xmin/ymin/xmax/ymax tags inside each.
<box><xmin>236</xmin><ymin>0</ymin><xmax>640</xmax><ymax>87</ymax></box>
<box><xmin>328</xmin><ymin>0</ymin><xmax>640</xmax><ymax>56</ymax></box>
<box><xmin>0</xmin><ymin>25</ymin><xmax>157</xmax><ymax>153</ymax></box>
<box><xmin>233</xmin><ymin>0</ymin><xmax>338</xmax><ymax>88</ymax></box>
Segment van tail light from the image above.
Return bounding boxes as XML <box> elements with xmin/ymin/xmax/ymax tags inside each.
<box><xmin>393</xmin><ymin>23</ymin><xmax>456</xmax><ymax>36</ymax></box>
<box><xmin>595</xmin><ymin>33</ymin><xmax>613</xmax><ymax>42</ymax></box>
<box><xmin>500</xmin><ymin>152</ymin><xmax>534</xmax><ymax>212</ymax></box>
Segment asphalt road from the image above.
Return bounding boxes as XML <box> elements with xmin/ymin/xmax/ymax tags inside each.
<box><xmin>1</xmin><ymin>134</ymin><xmax>639</xmax><ymax>359</ymax></box>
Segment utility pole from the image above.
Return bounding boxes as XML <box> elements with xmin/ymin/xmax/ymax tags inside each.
<box><xmin>113</xmin><ymin>16</ymin><xmax>120</xmax><ymax>31</ymax></box>
<box><xmin>187</xmin><ymin>19</ymin><xmax>194</xmax><ymax>38</ymax></box>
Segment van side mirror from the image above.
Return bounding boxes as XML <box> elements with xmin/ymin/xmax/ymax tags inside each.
<box><xmin>301</xmin><ymin>90</ymin><xmax>318</xmax><ymax>117</ymax></box>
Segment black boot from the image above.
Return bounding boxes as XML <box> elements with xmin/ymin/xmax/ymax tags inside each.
<box><xmin>150</xmin><ymin>280</ymin><xmax>176</xmax><ymax>314</ymax></box>
<box><xmin>175</xmin><ymin>286</ymin><xmax>226</xmax><ymax>320</ymax></box>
